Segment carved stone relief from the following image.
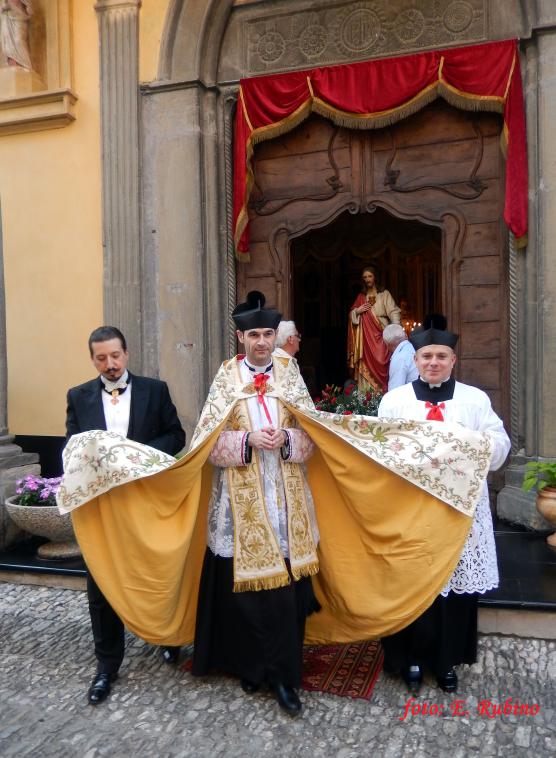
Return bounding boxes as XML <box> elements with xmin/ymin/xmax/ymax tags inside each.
<box><xmin>244</xmin><ymin>0</ymin><xmax>486</xmax><ymax>74</ymax></box>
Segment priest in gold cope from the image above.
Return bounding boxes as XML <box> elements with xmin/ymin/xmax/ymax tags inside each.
<box><xmin>191</xmin><ymin>292</ymin><xmax>320</xmax><ymax>717</ymax></box>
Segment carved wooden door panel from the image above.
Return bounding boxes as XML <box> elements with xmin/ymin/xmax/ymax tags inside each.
<box><xmin>237</xmin><ymin>100</ymin><xmax>508</xmax><ymax>421</ymax></box>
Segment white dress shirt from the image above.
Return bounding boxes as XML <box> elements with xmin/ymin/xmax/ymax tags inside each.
<box><xmin>100</xmin><ymin>373</ymin><xmax>131</xmax><ymax>437</ymax></box>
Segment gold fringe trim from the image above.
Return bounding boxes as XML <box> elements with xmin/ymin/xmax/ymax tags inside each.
<box><xmin>504</xmin><ymin>52</ymin><xmax>517</xmax><ymax>101</ymax></box>
<box><xmin>438</xmin><ymin>55</ymin><xmax>445</xmax><ymax>80</ymax></box>
<box><xmin>311</xmin><ymin>83</ymin><xmax>439</xmax><ymax>131</ymax></box>
<box><xmin>291</xmin><ymin>560</ymin><xmax>320</xmax><ymax>581</ymax></box>
<box><xmin>250</xmin><ymin>98</ymin><xmax>313</xmax><ymax>146</ymax></box>
<box><xmin>239</xmin><ymin>85</ymin><xmax>253</xmax><ymax>132</ymax></box>
<box><xmin>515</xmin><ymin>233</ymin><xmax>528</xmax><ymax>249</ymax></box>
<box><xmin>233</xmin><ymin>134</ymin><xmax>256</xmax><ymax>258</ymax></box>
<box><xmin>438</xmin><ymin>81</ymin><xmax>505</xmax><ymax>114</ymax></box>
<box><xmin>234</xmin><ymin>204</ymin><xmax>250</xmax><ymax>259</ymax></box>
<box><xmin>234</xmin><ymin>71</ymin><xmax>514</xmax><ymax>257</ymax></box>
<box><xmin>499</xmin><ymin>124</ymin><xmax>508</xmax><ymax>159</ymax></box>
<box><xmin>233</xmin><ymin>572</ymin><xmax>291</xmax><ymax>593</ymax></box>
<box><xmin>234</xmin><ymin>97</ymin><xmax>313</xmax><ymax>259</ymax></box>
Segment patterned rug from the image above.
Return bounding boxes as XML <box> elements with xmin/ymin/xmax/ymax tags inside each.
<box><xmin>301</xmin><ymin>640</ymin><xmax>383</xmax><ymax>700</ymax></box>
<box><xmin>182</xmin><ymin>640</ymin><xmax>383</xmax><ymax>701</ymax></box>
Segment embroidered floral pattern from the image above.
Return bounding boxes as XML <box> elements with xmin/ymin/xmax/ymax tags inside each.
<box><xmin>57</xmin><ymin>431</ymin><xmax>175</xmax><ymax>513</ymax></box>
<box><xmin>58</xmin><ymin>357</ymin><xmax>491</xmax><ymax>519</ymax></box>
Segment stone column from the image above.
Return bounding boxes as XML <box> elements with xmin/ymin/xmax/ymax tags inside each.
<box><xmin>535</xmin><ymin>29</ymin><xmax>556</xmax><ymax>458</ymax></box>
<box><xmin>0</xmin><ymin>202</ymin><xmax>39</xmax><ymax>550</ymax></box>
<box><xmin>498</xmin><ymin>32</ymin><xmax>556</xmax><ymax>528</ymax></box>
<box><xmin>95</xmin><ymin>0</ymin><xmax>143</xmax><ymax>371</ymax></box>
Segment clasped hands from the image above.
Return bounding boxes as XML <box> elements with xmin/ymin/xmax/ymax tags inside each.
<box><xmin>248</xmin><ymin>426</ymin><xmax>287</xmax><ymax>451</ymax></box>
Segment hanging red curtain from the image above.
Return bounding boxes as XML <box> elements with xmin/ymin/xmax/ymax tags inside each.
<box><xmin>233</xmin><ymin>39</ymin><xmax>527</xmax><ymax>260</ymax></box>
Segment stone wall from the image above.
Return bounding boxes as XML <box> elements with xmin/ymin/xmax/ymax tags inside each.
<box><xmin>99</xmin><ymin>0</ymin><xmax>556</xmax><ymax>526</ymax></box>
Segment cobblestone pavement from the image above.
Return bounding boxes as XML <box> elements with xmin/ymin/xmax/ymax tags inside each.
<box><xmin>1</xmin><ymin>582</ymin><xmax>555</xmax><ymax>758</ymax></box>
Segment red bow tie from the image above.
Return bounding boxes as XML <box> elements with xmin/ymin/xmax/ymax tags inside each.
<box><xmin>425</xmin><ymin>401</ymin><xmax>445</xmax><ymax>421</ymax></box>
<box><xmin>253</xmin><ymin>372</ymin><xmax>269</xmax><ymax>395</ymax></box>
<box><xmin>253</xmin><ymin>373</ymin><xmax>273</xmax><ymax>424</ymax></box>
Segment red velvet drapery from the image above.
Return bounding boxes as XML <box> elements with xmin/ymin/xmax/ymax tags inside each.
<box><xmin>233</xmin><ymin>39</ymin><xmax>527</xmax><ymax>260</ymax></box>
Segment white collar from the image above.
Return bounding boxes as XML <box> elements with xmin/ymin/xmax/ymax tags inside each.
<box><xmin>243</xmin><ymin>358</ymin><xmax>273</xmax><ymax>375</ymax></box>
<box><xmin>419</xmin><ymin>374</ymin><xmax>451</xmax><ymax>389</ymax></box>
<box><xmin>100</xmin><ymin>369</ymin><xmax>129</xmax><ymax>392</ymax></box>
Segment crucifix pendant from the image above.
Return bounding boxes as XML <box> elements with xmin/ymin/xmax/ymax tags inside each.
<box><xmin>111</xmin><ymin>390</ymin><xmax>119</xmax><ymax>405</ymax></box>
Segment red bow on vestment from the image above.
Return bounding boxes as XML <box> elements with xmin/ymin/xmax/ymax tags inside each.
<box><xmin>253</xmin><ymin>372</ymin><xmax>269</xmax><ymax>395</ymax></box>
<box><xmin>253</xmin><ymin>373</ymin><xmax>273</xmax><ymax>424</ymax></box>
<box><xmin>425</xmin><ymin>401</ymin><xmax>445</xmax><ymax>421</ymax></box>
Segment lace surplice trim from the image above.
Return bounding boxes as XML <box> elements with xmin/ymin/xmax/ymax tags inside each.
<box><xmin>441</xmin><ymin>488</ymin><xmax>499</xmax><ymax>596</ymax></box>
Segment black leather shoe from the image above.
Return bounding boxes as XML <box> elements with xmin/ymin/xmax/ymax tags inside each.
<box><xmin>161</xmin><ymin>646</ymin><xmax>180</xmax><ymax>664</ymax></box>
<box><xmin>273</xmin><ymin>683</ymin><xmax>302</xmax><ymax>716</ymax></box>
<box><xmin>88</xmin><ymin>672</ymin><xmax>117</xmax><ymax>705</ymax></box>
<box><xmin>402</xmin><ymin>664</ymin><xmax>423</xmax><ymax>695</ymax></box>
<box><xmin>437</xmin><ymin>667</ymin><xmax>458</xmax><ymax>693</ymax></box>
<box><xmin>240</xmin><ymin>678</ymin><xmax>260</xmax><ymax>694</ymax></box>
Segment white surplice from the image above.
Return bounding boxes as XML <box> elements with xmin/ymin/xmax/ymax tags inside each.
<box><xmin>378</xmin><ymin>381</ymin><xmax>511</xmax><ymax>595</ymax></box>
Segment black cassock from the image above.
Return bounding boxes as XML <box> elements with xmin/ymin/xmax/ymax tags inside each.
<box><xmin>382</xmin><ymin>377</ymin><xmax>478</xmax><ymax>677</ymax></box>
<box><xmin>192</xmin><ymin>550</ymin><xmax>320</xmax><ymax>687</ymax></box>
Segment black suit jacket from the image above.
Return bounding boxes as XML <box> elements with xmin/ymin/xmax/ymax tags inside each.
<box><xmin>65</xmin><ymin>372</ymin><xmax>185</xmax><ymax>456</ymax></box>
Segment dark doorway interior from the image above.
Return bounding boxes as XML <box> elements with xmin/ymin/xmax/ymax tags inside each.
<box><xmin>291</xmin><ymin>208</ymin><xmax>442</xmax><ymax>396</ymax></box>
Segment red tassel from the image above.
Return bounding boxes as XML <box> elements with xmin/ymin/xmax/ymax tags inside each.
<box><xmin>425</xmin><ymin>401</ymin><xmax>445</xmax><ymax>421</ymax></box>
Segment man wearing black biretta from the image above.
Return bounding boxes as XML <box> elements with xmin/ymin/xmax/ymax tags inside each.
<box><xmin>192</xmin><ymin>290</ymin><xmax>320</xmax><ymax>717</ymax></box>
<box><xmin>378</xmin><ymin>313</ymin><xmax>510</xmax><ymax>696</ymax></box>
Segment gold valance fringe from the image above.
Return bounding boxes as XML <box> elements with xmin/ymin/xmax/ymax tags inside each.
<box><xmin>311</xmin><ymin>85</ymin><xmax>439</xmax><ymax>131</ymax></box>
<box><xmin>250</xmin><ymin>99</ymin><xmax>313</xmax><ymax>147</ymax></box>
<box><xmin>235</xmin><ymin>67</ymin><xmax>519</xmax><ymax>260</ymax></box>
<box><xmin>438</xmin><ymin>82</ymin><xmax>505</xmax><ymax>114</ymax></box>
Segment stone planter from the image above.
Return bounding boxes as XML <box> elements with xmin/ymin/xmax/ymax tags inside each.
<box><xmin>536</xmin><ymin>487</ymin><xmax>556</xmax><ymax>547</ymax></box>
<box><xmin>4</xmin><ymin>495</ymin><xmax>81</xmax><ymax>559</ymax></box>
